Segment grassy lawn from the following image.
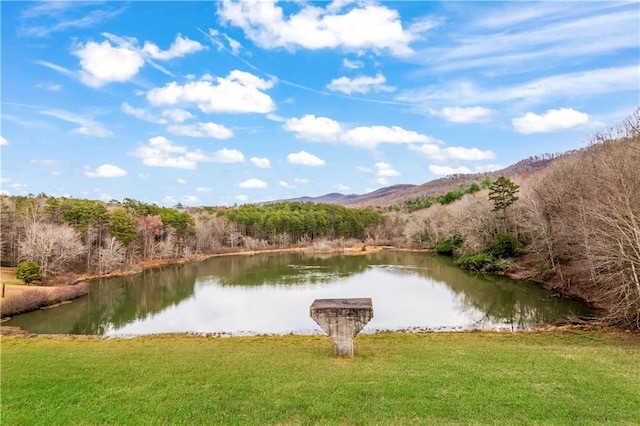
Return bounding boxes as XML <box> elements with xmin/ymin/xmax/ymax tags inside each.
<box><xmin>2</xmin><ymin>331</ymin><xmax>639</xmax><ymax>425</ymax></box>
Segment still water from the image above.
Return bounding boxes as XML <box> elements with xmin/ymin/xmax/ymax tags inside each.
<box><xmin>5</xmin><ymin>251</ymin><xmax>591</xmax><ymax>335</ymax></box>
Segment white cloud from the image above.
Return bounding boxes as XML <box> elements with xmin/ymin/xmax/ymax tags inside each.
<box><xmin>84</xmin><ymin>164</ymin><xmax>127</xmax><ymax>178</ymax></box>
<box><xmin>74</xmin><ymin>36</ymin><xmax>144</xmax><ymax>87</ymax></box>
<box><xmin>182</xmin><ymin>195</ymin><xmax>201</xmax><ymax>204</ymax></box>
<box><xmin>334</xmin><ymin>184</ymin><xmax>350</xmax><ymax>191</ymax></box>
<box><xmin>512</xmin><ymin>108</ymin><xmax>590</xmax><ymax>134</ymax></box>
<box><xmin>167</xmin><ymin>122</ymin><xmax>233</xmax><ymax>139</ymax></box>
<box><xmin>142</xmin><ymin>34</ymin><xmax>205</xmax><ymax>60</ymax></box>
<box><xmin>374</xmin><ymin>162</ymin><xmax>400</xmax><ymax>185</ymax></box>
<box><xmin>280</xmin><ymin>181</ymin><xmax>296</xmax><ymax>189</ymax></box>
<box><xmin>236</xmin><ymin>194</ymin><xmax>248</xmax><ymax>201</ymax></box>
<box><xmin>73</xmin><ymin>33</ymin><xmax>205</xmax><ymax>87</ymax></box>
<box><xmin>162</xmin><ymin>109</ymin><xmax>194</xmax><ymax>123</ymax></box>
<box><xmin>428</xmin><ymin>165</ymin><xmax>472</xmax><ymax>175</ymax></box>
<box><xmin>341</xmin><ymin>125</ymin><xmax>433</xmax><ymax>149</ymax></box>
<box><xmin>205</xmin><ymin>29</ymin><xmax>243</xmax><ymax>56</ymax></box>
<box><xmin>287</xmin><ymin>151</ymin><xmax>326</xmax><ymax>166</ymax></box>
<box><xmin>326</xmin><ymin>72</ymin><xmax>395</xmax><ymax>95</ymax></box>
<box><xmin>294</xmin><ymin>178</ymin><xmax>309</xmax><ymax>184</ymax></box>
<box><xmin>177</xmin><ymin>178</ymin><xmax>187</xmax><ymax>184</ymax></box>
<box><xmin>147</xmin><ymin>70</ymin><xmax>276</xmax><ymax>114</ymax></box>
<box><xmin>74</xmin><ymin>126</ymin><xmax>113</xmax><ymax>138</ymax></box>
<box><xmin>236</xmin><ymin>178</ymin><xmax>267</xmax><ymax>189</ymax></box>
<box><xmin>430</xmin><ymin>106</ymin><xmax>494</xmax><ymax>123</ymax></box>
<box><xmin>250</xmin><ymin>157</ymin><xmax>271</xmax><ymax>168</ymax></box>
<box><xmin>212</xmin><ymin>148</ymin><xmax>245</xmax><ymax>163</ymax></box>
<box><xmin>266</xmin><ymin>113</ymin><xmax>286</xmax><ymax>122</ymax></box>
<box><xmin>40</xmin><ymin>109</ymin><xmax>113</xmax><ymax>137</ymax></box>
<box><xmin>0</xmin><ymin>136</ymin><xmax>8</xmax><ymax>146</ymax></box>
<box><xmin>410</xmin><ymin>144</ymin><xmax>496</xmax><ymax>161</ymax></box>
<box><xmin>129</xmin><ymin>136</ymin><xmax>244</xmax><ymax>169</ymax></box>
<box><xmin>218</xmin><ymin>0</ymin><xmax>415</xmax><ymax>56</ymax></box>
<box><xmin>97</xmin><ymin>193</ymin><xmax>113</xmax><ymax>202</ymax></box>
<box><xmin>12</xmin><ymin>182</ymin><xmax>28</xmax><ymax>190</ymax></box>
<box><xmin>196</xmin><ymin>186</ymin><xmax>212</xmax><ymax>192</ymax></box>
<box><xmin>343</xmin><ymin>58</ymin><xmax>363</xmax><ymax>69</ymax></box>
<box><xmin>283</xmin><ymin>115</ymin><xmax>342</xmax><ymax>142</ymax></box>
<box><xmin>122</xmin><ymin>102</ymin><xmax>167</xmax><ymax>124</ymax></box>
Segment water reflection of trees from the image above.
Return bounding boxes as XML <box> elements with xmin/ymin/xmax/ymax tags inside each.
<box><xmin>8</xmin><ymin>251</ymin><xmax>591</xmax><ymax>334</ymax></box>
<box><xmin>5</xmin><ymin>264</ymin><xmax>197</xmax><ymax>335</ymax></box>
<box><xmin>195</xmin><ymin>252</ymin><xmax>370</xmax><ymax>286</ymax></box>
<box><xmin>196</xmin><ymin>251</ymin><xmax>590</xmax><ymax>328</ymax></box>
<box><xmin>70</xmin><ymin>264</ymin><xmax>198</xmax><ymax>334</ymax></box>
<box><xmin>371</xmin><ymin>252</ymin><xmax>591</xmax><ymax>328</ymax></box>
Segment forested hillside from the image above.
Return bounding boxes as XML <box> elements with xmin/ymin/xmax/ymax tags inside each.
<box><xmin>0</xmin><ymin>197</ymin><xmax>385</xmax><ymax>278</ymax></box>
<box><xmin>396</xmin><ymin>109</ymin><xmax>640</xmax><ymax>329</ymax></box>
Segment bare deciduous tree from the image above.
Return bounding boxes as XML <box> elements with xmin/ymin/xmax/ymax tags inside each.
<box><xmin>96</xmin><ymin>237</ymin><xmax>126</xmax><ymax>274</ymax></box>
<box><xmin>19</xmin><ymin>222</ymin><xmax>84</xmax><ymax>276</ymax></box>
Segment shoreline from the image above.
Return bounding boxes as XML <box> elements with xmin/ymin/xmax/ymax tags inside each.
<box><xmin>1</xmin><ymin>245</ymin><xmax>601</xmax><ymax>324</ymax></box>
<box><xmin>1</xmin><ymin>244</ymin><xmax>431</xmax><ymax>319</ymax></box>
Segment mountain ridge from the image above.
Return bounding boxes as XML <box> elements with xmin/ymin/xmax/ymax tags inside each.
<box><xmin>276</xmin><ymin>155</ymin><xmax>558</xmax><ymax>208</ymax></box>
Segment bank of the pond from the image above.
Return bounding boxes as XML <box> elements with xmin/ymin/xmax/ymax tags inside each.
<box><xmin>2</xmin><ymin>331</ymin><xmax>639</xmax><ymax>424</ymax></box>
<box><xmin>1</xmin><ymin>244</ymin><xmax>401</xmax><ymax>318</ymax></box>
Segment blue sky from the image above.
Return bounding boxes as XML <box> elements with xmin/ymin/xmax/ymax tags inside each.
<box><xmin>1</xmin><ymin>1</ymin><xmax>638</xmax><ymax>207</ymax></box>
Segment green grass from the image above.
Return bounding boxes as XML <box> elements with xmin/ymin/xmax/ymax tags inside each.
<box><xmin>2</xmin><ymin>332</ymin><xmax>639</xmax><ymax>425</ymax></box>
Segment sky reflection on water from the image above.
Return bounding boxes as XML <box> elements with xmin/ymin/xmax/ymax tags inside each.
<box><xmin>6</xmin><ymin>252</ymin><xmax>591</xmax><ymax>336</ymax></box>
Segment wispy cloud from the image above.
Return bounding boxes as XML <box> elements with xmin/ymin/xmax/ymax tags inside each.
<box><xmin>414</xmin><ymin>3</ymin><xmax>638</xmax><ymax>74</ymax></box>
<box><xmin>20</xmin><ymin>3</ymin><xmax>127</xmax><ymax>37</ymax></box>
<box><xmin>40</xmin><ymin>108</ymin><xmax>113</xmax><ymax>137</ymax></box>
<box><xmin>398</xmin><ymin>65</ymin><xmax>639</xmax><ymax>107</ymax></box>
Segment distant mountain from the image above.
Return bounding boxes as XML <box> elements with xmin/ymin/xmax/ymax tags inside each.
<box><xmin>269</xmin><ymin>192</ymin><xmax>360</xmax><ymax>205</ymax></box>
<box><xmin>278</xmin><ymin>155</ymin><xmax>557</xmax><ymax>208</ymax></box>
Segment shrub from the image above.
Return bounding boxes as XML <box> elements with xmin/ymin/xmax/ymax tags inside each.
<box><xmin>466</xmin><ymin>182</ymin><xmax>481</xmax><ymax>194</ymax></box>
<box><xmin>490</xmin><ymin>232</ymin><xmax>520</xmax><ymax>258</ymax></box>
<box><xmin>435</xmin><ymin>236</ymin><xmax>462</xmax><ymax>255</ymax></box>
<box><xmin>437</xmin><ymin>190</ymin><xmax>464</xmax><ymax>205</ymax></box>
<box><xmin>15</xmin><ymin>262</ymin><xmax>44</xmax><ymax>284</ymax></box>
<box><xmin>456</xmin><ymin>252</ymin><xmax>501</xmax><ymax>272</ymax></box>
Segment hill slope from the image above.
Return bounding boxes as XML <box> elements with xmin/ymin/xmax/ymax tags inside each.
<box><xmin>281</xmin><ymin>155</ymin><xmax>556</xmax><ymax>208</ymax></box>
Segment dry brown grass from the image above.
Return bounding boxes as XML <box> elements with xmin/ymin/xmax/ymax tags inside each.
<box><xmin>0</xmin><ymin>282</ymin><xmax>88</xmax><ymax>317</ymax></box>
<box><xmin>0</xmin><ymin>267</ymin><xmax>22</xmax><ymax>286</ymax></box>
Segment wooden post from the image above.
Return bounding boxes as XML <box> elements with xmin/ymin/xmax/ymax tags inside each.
<box><xmin>2</xmin><ymin>282</ymin><xmax>5</xmax><ymax>298</ymax></box>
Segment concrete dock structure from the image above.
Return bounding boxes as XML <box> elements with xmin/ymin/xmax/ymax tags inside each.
<box><xmin>310</xmin><ymin>298</ymin><xmax>373</xmax><ymax>357</ymax></box>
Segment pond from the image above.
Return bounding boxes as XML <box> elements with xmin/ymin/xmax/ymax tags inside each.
<box><xmin>5</xmin><ymin>251</ymin><xmax>592</xmax><ymax>335</ymax></box>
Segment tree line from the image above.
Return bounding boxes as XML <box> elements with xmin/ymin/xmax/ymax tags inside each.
<box><xmin>0</xmin><ymin>196</ymin><xmax>384</xmax><ymax>278</ymax></box>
